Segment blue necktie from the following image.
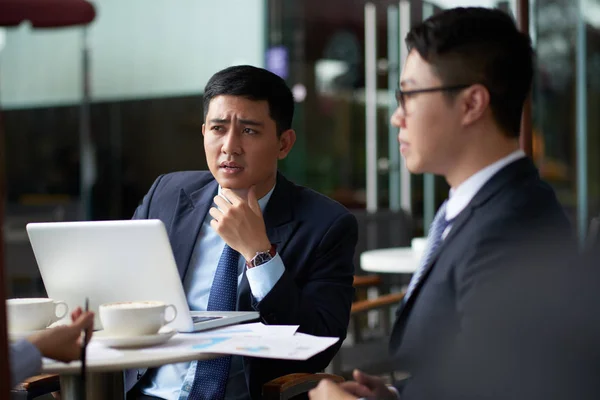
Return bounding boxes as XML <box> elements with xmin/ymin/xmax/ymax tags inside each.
<box><xmin>405</xmin><ymin>200</ymin><xmax>451</xmax><ymax>301</ymax></box>
<box><xmin>188</xmin><ymin>244</ymin><xmax>240</xmax><ymax>400</ymax></box>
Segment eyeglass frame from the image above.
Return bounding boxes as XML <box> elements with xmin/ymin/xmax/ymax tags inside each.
<box><xmin>395</xmin><ymin>84</ymin><xmax>473</xmax><ymax>113</ymax></box>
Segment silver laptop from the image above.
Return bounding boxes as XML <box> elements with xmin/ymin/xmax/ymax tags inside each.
<box><xmin>26</xmin><ymin>219</ymin><xmax>258</xmax><ymax>333</ymax></box>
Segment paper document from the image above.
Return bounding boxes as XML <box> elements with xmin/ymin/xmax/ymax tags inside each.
<box><xmin>193</xmin><ymin>322</ymin><xmax>299</xmax><ymax>338</ymax></box>
<box><xmin>141</xmin><ymin>330</ymin><xmax>338</xmax><ymax>361</ymax></box>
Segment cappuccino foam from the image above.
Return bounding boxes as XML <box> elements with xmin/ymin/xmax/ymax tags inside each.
<box><xmin>103</xmin><ymin>301</ymin><xmax>163</xmax><ymax>309</ymax></box>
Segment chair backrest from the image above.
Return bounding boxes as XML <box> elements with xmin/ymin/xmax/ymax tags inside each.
<box><xmin>350</xmin><ymin>209</ymin><xmax>413</xmax><ymax>269</ymax></box>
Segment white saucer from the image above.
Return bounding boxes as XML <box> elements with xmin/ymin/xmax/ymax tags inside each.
<box><xmin>8</xmin><ymin>321</ymin><xmax>75</xmax><ymax>342</ymax></box>
<box><xmin>8</xmin><ymin>329</ymin><xmax>47</xmax><ymax>342</ymax></box>
<box><xmin>92</xmin><ymin>327</ymin><xmax>176</xmax><ymax>349</ymax></box>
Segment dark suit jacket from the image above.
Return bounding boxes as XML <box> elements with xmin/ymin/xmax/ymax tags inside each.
<box><xmin>423</xmin><ymin>242</ymin><xmax>600</xmax><ymax>400</ymax></box>
<box><xmin>389</xmin><ymin>157</ymin><xmax>573</xmax><ymax>399</ymax></box>
<box><xmin>128</xmin><ymin>171</ymin><xmax>358</xmax><ymax>399</ymax></box>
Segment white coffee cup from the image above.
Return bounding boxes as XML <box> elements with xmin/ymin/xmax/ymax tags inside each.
<box><xmin>6</xmin><ymin>298</ymin><xmax>69</xmax><ymax>332</ymax></box>
<box><xmin>411</xmin><ymin>237</ymin><xmax>428</xmax><ymax>257</ymax></box>
<box><xmin>99</xmin><ymin>301</ymin><xmax>177</xmax><ymax>337</ymax></box>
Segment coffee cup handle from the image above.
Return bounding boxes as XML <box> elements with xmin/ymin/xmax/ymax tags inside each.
<box><xmin>53</xmin><ymin>301</ymin><xmax>69</xmax><ymax>321</ymax></box>
<box><xmin>164</xmin><ymin>305</ymin><xmax>177</xmax><ymax>324</ymax></box>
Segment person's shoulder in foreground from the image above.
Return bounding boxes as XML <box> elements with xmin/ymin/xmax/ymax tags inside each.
<box><xmin>10</xmin><ymin>308</ymin><xmax>94</xmax><ymax>388</ymax></box>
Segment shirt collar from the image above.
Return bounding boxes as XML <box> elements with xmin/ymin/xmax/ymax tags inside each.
<box><xmin>445</xmin><ymin>149</ymin><xmax>526</xmax><ymax>221</ymax></box>
<box><xmin>217</xmin><ymin>183</ymin><xmax>276</xmax><ymax>213</ymax></box>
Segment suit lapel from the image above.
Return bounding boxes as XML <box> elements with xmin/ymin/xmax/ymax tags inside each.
<box><xmin>395</xmin><ymin>205</ymin><xmax>474</xmax><ymax>323</ymax></box>
<box><xmin>263</xmin><ymin>173</ymin><xmax>296</xmax><ymax>249</ymax></box>
<box><xmin>237</xmin><ymin>172</ymin><xmax>297</xmax><ymax>311</ymax></box>
<box><xmin>169</xmin><ymin>180</ymin><xmax>218</xmax><ymax>280</ymax></box>
<box><xmin>395</xmin><ymin>157</ymin><xmax>537</xmax><ymax>321</ymax></box>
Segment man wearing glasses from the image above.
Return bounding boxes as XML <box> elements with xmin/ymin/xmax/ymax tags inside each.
<box><xmin>310</xmin><ymin>6</ymin><xmax>573</xmax><ymax>400</ymax></box>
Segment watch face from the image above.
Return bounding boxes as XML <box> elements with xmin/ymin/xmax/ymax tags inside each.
<box><xmin>253</xmin><ymin>252</ymin><xmax>273</xmax><ymax>267</ymax></box>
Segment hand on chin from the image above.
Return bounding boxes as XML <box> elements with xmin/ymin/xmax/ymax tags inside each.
<box><xmin>219</xmin><ymin>185</ymin><xmax>250</xmax><ymax>201</ymax></box>
<box><xmin>209</xmin><ymin>186</ymin><xmax>270</xmax><ymax>260</ymax></box>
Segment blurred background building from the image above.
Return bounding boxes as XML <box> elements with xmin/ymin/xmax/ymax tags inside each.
<box><xmin>1</xmin><ymin>0</ymin><xmax>598</xmax><ymax>296</ymax></box>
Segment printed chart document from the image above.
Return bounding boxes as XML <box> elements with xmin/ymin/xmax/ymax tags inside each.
<box><xmin>191</xmin><ymin>322</ymin><xmax>300</xmax><ymax>338</ymax></box>
<box><xmin>83</xmin><ymin>323</ymin><xmax>339</xmax><ymax>361</ymax></box>
<box><xmin>141</xmin><ymin>331</ymin><xmax>338</xmax><ymax>360</ymax></box>
<box><xmin>137</xmin><ymin>323</ymin><xmax>338</xmax><ymax>360</ymax></box>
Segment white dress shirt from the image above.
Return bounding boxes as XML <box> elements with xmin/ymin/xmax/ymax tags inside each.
<box><xmin>142</xmin><ymin>184</ymin><xmax>285</xmax><ymax>400</ymax></box>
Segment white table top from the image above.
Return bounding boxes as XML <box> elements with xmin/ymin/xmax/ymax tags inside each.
<box><xmin>42</xmin><ymin>340</ymin><xmax>221</xmax><ymax>375</ymax></box>
<box><xmin>360</xmin><ymin>247</ymin><xmax>421</xmax><ymax>274</ymax></box>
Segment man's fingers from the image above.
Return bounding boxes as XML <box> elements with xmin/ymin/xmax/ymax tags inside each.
<box><xmin>353</xmin><ymin>369</ymin><xmax>379</xmax><ymax>388</ymax></box>
<box><xmin>71</xmin><ymin>311</ymin><xmax>94</xmax><ymax>332</ymax></box>
<box><xmin>353</xmin><ymin>369</ymin><xmax>366</xmax><ymax>382</ymax></box>
<box><xmin>71</xmin><ymin>312</ymin><xmax>95</xmax><ymax>345</ymax></box>
<box><xmin>214</xmin><ymin>195</ymin><xmax>232</xmax><ymax>211</ymax></box>
<box><xmin>71</xmin><ymin>307</ymin><xmax>82</xmax><ymax>322</ymax></box>
<box><xmin>339</xmin><ymin>381</ymin><xmax>374</xmax><ymax>398</ymax></box>
<box><xmin>247</xmin><ymin>185</ymin><xmax>261</xmax><ymax>214</ymax></box>
<box><xmin>220</xmin><ymin>189</ymin><xmax>242</xmax><ymax>205</ymax></box>
<box><xmin>208</xmin><ymin>207</ymin><xmax>223</xmax><ymax>222</ymax></box>
<box><xmin>309</xmin><ymin>379</ymin><xmax>334</xmax><ymax>399</ymax></box>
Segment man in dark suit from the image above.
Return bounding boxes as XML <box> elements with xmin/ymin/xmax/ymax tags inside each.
<box><xmin>310</xmin><ymin>7</ymin><xmax>573</xmax><ymax>400</ymax></box>
<box><xmin>127</xmin><ymin>65</ymin><xmax>358</xmax><ymax>400</ymax></box>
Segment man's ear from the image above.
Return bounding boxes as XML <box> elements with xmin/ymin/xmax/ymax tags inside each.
<box><xmin>277</xmin><ymin>129</ymin><xmax>296</xmax><ymax>160</ymax></box>
<box><xmin>202</xmin><ymin>124</ymin><xmax>206</xmax><ymax>137</ymax></box>
<box><xmin>461</xmin><ymin>84</ymin><xmax>490</xmax><ymax>127</ymax></box>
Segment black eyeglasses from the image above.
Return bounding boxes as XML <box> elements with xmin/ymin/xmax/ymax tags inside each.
<box><xmin>395</xmin><ymin>84</ymin><xmax>472</xmax><ymax>112</ymax></box>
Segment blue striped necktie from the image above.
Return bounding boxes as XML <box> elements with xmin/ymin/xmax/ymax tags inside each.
<box><xmin>188</xmin><ymin>244</ymin><xmax>239</xmax><ymax>400</ymax></box>
<box><xmin>405</xmin><ymin>200</ymin><xmax>451</xmax><ymax>301</ymax></box>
